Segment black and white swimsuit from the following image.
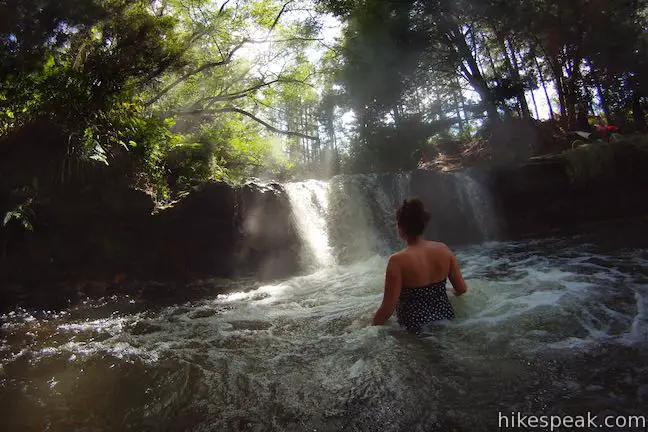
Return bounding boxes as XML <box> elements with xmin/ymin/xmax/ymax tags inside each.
<box><xmin>396</xmin><ymin>279</ymin><xmax>456</xmax><ymax>332</ymax></box>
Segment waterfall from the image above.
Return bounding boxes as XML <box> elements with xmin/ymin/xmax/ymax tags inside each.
<box><xmin>285</xmin><ymin>170</ymin><xmax>495</xmax><ymax>271</ymax></box>
<box><xmin>284</xmin><ymin>180</ymin><xmax>334</xmax><ymax>269</ymax></box>
<box><xmin>450</xmin><ymin>171</ymin><xmax>498</xmax><ymax>241</ymax></box>
<box><xmin>327</xmin><ymin>172</ymin><xmax>411</xmax><ymax>263</ymax></box>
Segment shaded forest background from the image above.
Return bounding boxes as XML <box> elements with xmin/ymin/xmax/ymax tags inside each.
<box><xmin>1</xmin><ymin>0</ymin><xmax>647</xmax><ymax>224</ymax></box>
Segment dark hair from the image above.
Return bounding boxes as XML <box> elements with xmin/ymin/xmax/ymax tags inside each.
<box><xmin>396</xmin><ymin>197</ymin><xmax>431</xmax><ymax>238</ymax></box>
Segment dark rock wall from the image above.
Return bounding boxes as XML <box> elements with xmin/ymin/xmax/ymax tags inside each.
<box><xmin>485</xmin><ymin>142</ymin><xmax>648</xmax><ymax>239</ymax></box>
<box><xmin>151</xmin><ymin>181</ymin><xmax>240</xmax><ymax>281</ymax></box>
<box><xmin>236</xmin><ymin>182</ymin><xmax>301</xmax><ymax>279</ymax></box>
<box><xmin>153</xmin><ymin>181</ymin><xmax>300</xmax><ymax>282</ymax></box>
<box><xmin>0</xmin><ymin>180</ymin><xmax>302</xmax><ymax>308</ymax></box>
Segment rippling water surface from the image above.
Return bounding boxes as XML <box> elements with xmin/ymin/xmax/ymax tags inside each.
<box><xmin>2</xmin><ymin>225</ymin><xmax>648</xmax><ymax>431</ymax></box>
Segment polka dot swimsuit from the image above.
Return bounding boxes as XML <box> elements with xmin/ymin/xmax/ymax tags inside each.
<box><xmin>396</xmin><ymin>279</ymin><xmax>456</xmax><ymax>332</ymax></box>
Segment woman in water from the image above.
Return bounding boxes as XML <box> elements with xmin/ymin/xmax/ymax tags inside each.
<box><xmin>372</xmin><ymin>197</ymin><xmax>468</xmax><ymax>332</ymax></box>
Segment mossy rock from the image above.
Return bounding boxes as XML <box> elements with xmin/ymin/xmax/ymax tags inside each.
<box><xmin>560</xmin><ymin>135</ymin><xmax>648</xmax><ymax>186</ymax></box>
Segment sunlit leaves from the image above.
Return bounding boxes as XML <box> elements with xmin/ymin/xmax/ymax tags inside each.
<box><xmin>250</xmin><ymin>0</ymin><xmax>285</xmax><ymax>29</ymax></box>
<box><xmin>140</xmin><ymin>0</ymin><xmax>330</xmax><ymax>181</ymax></box>
<box><xmin>166</xmin><ymin>111</ymin><xmax>292</xmax><ymax>186</ymax></box>
<box><xmin>1</xmin><ymin>0</ymin><xmax>338</xmax><ymax>199</ymax></box>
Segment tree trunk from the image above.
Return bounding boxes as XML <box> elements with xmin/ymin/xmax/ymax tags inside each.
<box><xmin>455</xmin><ymin>32</ymin><xmax>499</xmax><ymax>123</ymax></box>
<box><xmin>471</xmin><ymin>29</ymin><xmax>485</xmax><ymax>72</ymax></box>
<box><xmin>532</xmin><ymin>51</ymin><xmax>555</xmax><ymax>120</ymax></box>
<box><xmin>529</xmin><ymin>86</ymin><xmax>540</xmax><ymax>120</ymax></box>
<box><xmin>633</xmin><ymin>93</ymin><xmax>647</xmax><ymax>132</ymax></box>
<box><xmin>301</xmin><ymin>107</ymin><xmax>307</xmax><ymax>164</ymax></box>
<box><xmin>456</xmin><ymin>79</ymin><xmax>470</xmax><ymax>127</ymax></box>
<box><xmin>392</xmin><ymin>104</ymin><xmax>400</xmax><ymax>124</ymax></box>
<box><xmin>591</xmin><ymin>68</ymin><xmax>611</xmax><ymax>120</ymax></box>
<box><xmin>559</xmin><ymin>46</ymin><xmax>584</xmax><ymax>131</ymax></box>
<box><xmin>506</xmin><ymin>37</ymin><xmax>531</xmax><ymax>119</ymax></box>
<box><xmin>566</xmin><ymin>61</ymin><xmax>582</xmax><ymax>130</ymax></box>
<box><xmin>580</xmin><ymin>79</ymin><xmax>595</xmax><ymax>127</ymax></box>
<box><xmin>549</xmin><ymin>58</ymin><xmax>569</xmax><ymax>128</ymax></box>
<box><xmin>452</xmin><ymin>78</ymin><xmax>465</xmax><ymax>134</ymax></box>
<box><xmin>467</xmin><ymin>73</ymin><xmax>499</xmax><ymax>123</ymax></box>
<box><xmin>481</xmin><ymin>33</ymin><xmax>498</xmax><ymax>74</ymax></box>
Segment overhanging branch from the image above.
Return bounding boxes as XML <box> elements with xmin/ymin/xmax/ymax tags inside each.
<box><xmin>267</xmin><ymin>1</ymin><xmax>295</xmax><ymax>38</ymax></box>
<box><xmin>175</xmin><ymin>106</ymin><xmax>319</xmax><ymax>140</ymax></box>
<box><xmin>198</xmin><ymin>77</ymin><xmax>312</xmax><ymax>107</ymax></box>
<box><xmin>144</xmin><ymin>39</ymin><xmax>249</xmax><ymax>106</ymax></box>
<box><xmin>218</xmin><ymin>0</ymin><xmax>231</xmax><ymax>15</ymax></box>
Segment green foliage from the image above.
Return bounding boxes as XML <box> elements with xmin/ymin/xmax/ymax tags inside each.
<box><xmin>3</xmin><ymin>200</ymin><xmax>34</xmax><ymax>231</ymax></box>
<box><xmin>165</xmin><ymin>115</ymin><xmax>293</xmax><ymax>189</ymax></box>
<box><xmin>1</xmin><ymin>0</ymin><xmax>646</xmax><ymax>202</ymax></box>
<box><xmin>82</xmin><ymin>100</ymin><xmax>181</xmax><ymax>199</ymax></box>
<box><xmin>1</xmin><ymin>0</ymin><xmax>328</xmax><ymax>206</ymax></box>
<box><xmin>1</xmin><ymin>0</ymin><xmax>186</xmax><ymax>129</ymax></box>
<box><xmin>2</xmin><ymin>186</ymin><xmax>37</xmax><ymax>232</ymax></box>
<box><xmin>0</xmin><ymin>0</ymin><xmax>194</xmax><ymax>203</ymax></box>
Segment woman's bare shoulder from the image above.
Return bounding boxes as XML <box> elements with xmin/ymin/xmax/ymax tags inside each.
<box><xmin>425</xmin><ymin>240</ymin><xmax>451</xmax><ymax>251</ymax></box>
<box><xmin>424</xmin><ymin>241</ymin><xmax>454</xmax><ymax>261</ymax></box>
<box><xmin>390</xmin><ymin>248</ymin><xmax>408</xmax><ymax>261</ymax></box>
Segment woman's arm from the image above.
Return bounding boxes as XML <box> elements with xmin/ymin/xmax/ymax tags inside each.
<box><xmin>448</xmin><ymin>252</ymin><xmax>468</xmax><ymax>296</ymax></box>
<box><xmin>372</xmin><ymin>255</ymin><xmax>402</xmax><ymax>325</ymax></box>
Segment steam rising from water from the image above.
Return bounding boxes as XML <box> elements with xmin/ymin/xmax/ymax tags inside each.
<box><xmin>451</xmin><ymin>171</ymin><xmax>499</xmax><ymax>240</ymax></box>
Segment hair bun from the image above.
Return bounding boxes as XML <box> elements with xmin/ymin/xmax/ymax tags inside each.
<box><xmin>397</xmin><ymin>197</ymin><xmax>431</xmax><ymax>237</ymax></box>
<box><xmin>405</xmin><ymin>197</ymin><xmax>427</xmax><ymax>214</ymax></box>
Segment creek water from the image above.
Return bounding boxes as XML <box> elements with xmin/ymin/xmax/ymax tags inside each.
<box><xmin>1</xmin><ymin>176</ymin><xmax>648</xmax><ymax>431</ymax></box>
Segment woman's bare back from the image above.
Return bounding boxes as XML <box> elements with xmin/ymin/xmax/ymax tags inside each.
<box><xmin>371</xmin><ymin>197</ymin><xmax>468</xmax><ymax>328</ymax></box>
<box><xmin>396</xmin><ymin>240</ymin><xmax>467</xmax><ymax>294</ymax></box>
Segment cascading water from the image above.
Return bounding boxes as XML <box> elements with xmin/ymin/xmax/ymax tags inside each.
<box><xmin>450</xmin><ymin>170</ymin><xmax>498</xmax><ymax>241</ymax></box>
<box><xmin>284</xmin><ymin>180</ymin><xmax>334</xmax><ymax>269</ymax></box>
<box><xmin>327</xmin><ymin>172</ymin><xmax>411</xmax><ymax>262</ymax></box>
